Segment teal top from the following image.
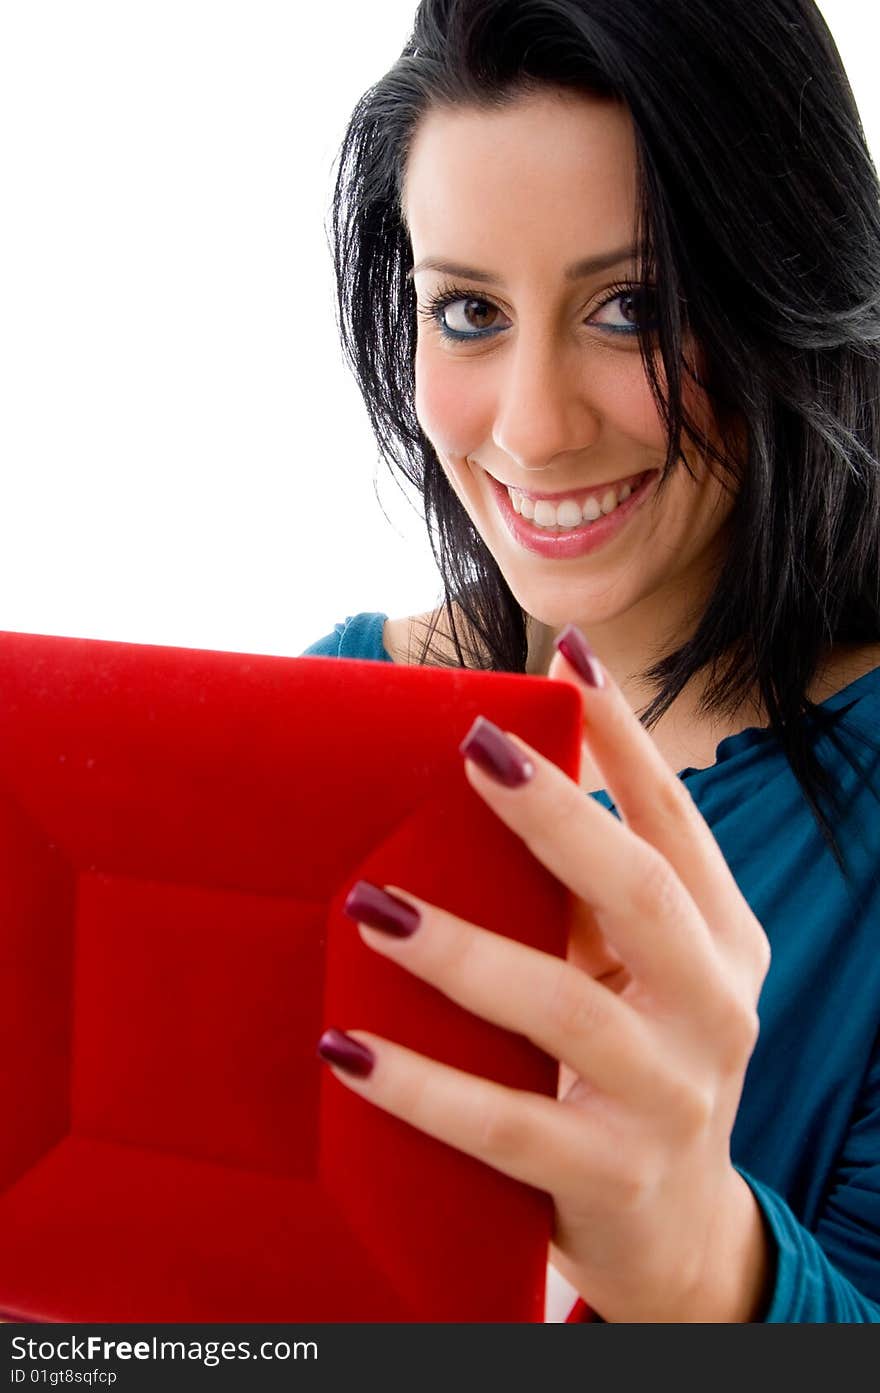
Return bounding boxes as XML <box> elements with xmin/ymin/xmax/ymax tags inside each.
<box><xmin>301</xmin><ymin>612</ymin><xmax>880</xmax><ymax>1323</ymax></box>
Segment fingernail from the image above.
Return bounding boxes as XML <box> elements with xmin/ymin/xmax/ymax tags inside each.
<box><xmin>459</xmin><ymin>715</ymin><xmax>535</xmax><ymax>787</ymax></box>
<box><xmin>317</xmin><ymin>1028</ymin><xmax>375</xmax><ymax>1078</ymax></box>
<box><xmin>554</xmin><ymin>624</ymin><xmax>605</xmax><ymax>688</ymax></box>
<box><xmin>343</xmin><ymin>880</ymin><xmax>421</xmax><ymax>937</ymax></box>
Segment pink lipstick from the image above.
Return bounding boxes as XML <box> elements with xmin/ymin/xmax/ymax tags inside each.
<box><xmin>489</xmin><ymin>468</ymin><xmax>659</xmax><ymax>560</ymax></box>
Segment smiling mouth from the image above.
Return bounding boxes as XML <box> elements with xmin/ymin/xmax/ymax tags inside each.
<box><xmin>486</xmin><ymin>466</ymin><xmax>660</xmax><ymax>559</ymax></box>
<box><xmin>492</xmin><ymin>468</ymin><xmax>657</xmax><ymax>531</ymax></box>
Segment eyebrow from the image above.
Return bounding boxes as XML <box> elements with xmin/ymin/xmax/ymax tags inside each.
<box><xmin>406</xmin><ymin>245</ymin><xmax>640</xmax><ymax>284</ymax></box>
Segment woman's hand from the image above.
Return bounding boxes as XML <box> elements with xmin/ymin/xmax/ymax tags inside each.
<box><xmin>317</xmin><ymin>623</ymin><xmax>773</xmax><ymax>1322</ymax></box>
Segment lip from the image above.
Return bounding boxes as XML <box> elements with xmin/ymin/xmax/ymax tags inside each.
<box><xmin>488</xmin><ymin>467</ymin><xmax>659</xmax><ymax>560</ymax></box>
<box><xmin>494</xmin><ymin>469</ymin><xmax>649</xmax><ymax>504</ymax></box>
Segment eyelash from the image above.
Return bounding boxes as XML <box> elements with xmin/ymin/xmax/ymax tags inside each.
<box><xmin>417</xmin><ymin>279</ymin><xmax>659</xmax><ymax>342</ymax></box>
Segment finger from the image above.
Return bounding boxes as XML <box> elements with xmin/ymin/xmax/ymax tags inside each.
<box><xmin>458</xmin><ymin>720</ymin><xmax>721</xmax><ymax>1011</ymax></box>
<box><xmin>350</xmin><ymin>882</ymin><xmax>672</xmax><ymax>1110</ymax></box>
<box><xmin>548</xmin><ymin>627</ymin><xmax>769</xmax><ymax>990</ymax></box>
<box><xmin>564</xmin><ymin>895</ymin><xmax>631</xmax><ymax>993</ymax></box>
<box><xmin>318</xmin><ymin>1028</ymin><xmax>608</xmax><ymax>1198</ymax></box>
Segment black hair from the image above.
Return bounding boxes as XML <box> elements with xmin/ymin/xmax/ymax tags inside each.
<box><xmin>329</xmin><ymin>0</ymin><xmax>880</xmax><ymax>881</ymax></box>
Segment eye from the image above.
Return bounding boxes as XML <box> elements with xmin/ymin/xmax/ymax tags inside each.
<box><xmin>416</xmin><ymin>279</ymin><xmax>659</xmax><ymax>342</ymax></box>
<box><xmin>590</xmin><ymin>285</ymin><xmax>658</xmax><ymax>335</ymax></box>
<box><xmin>418</xmin><ymin>286</ymin><xmax>508</xmax><ymax>340</ymax></box>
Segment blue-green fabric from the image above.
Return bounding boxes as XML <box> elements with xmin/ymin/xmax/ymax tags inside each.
<box><xmin>301</xmin><ymin>612</ymin><xmax>880</xmax><ymax>1322</ymax></box>
<box><xmin>301</xmin><ymin>612</ymin><xmax>395</xmax><ymax>664</ymax></box>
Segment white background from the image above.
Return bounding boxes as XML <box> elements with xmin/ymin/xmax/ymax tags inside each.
<box><xmin>1</xmin><ymin>1</ymin><xmax>876</xmax><ymax>657</ymax></box>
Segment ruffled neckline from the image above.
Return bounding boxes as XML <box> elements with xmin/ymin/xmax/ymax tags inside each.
<box><xmin>676</xmin><ymin>660</ymin><xmax>880</xmax><ymax>781</ymax></box>
<box><xmin>585</xmin><ymin>661</ymin><xmax>880</xmax><ymax>810</ymax></box>
<box><xmin>377</xmin><ymin>611</ymin><xmax>880</xmax><ymax>794</ymax></box>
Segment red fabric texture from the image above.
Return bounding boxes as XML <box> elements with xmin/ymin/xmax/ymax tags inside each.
<box><xmin>0</xmin><ymin>633</ymin><xmax>582</xmax><ymax>1322</ymax></box>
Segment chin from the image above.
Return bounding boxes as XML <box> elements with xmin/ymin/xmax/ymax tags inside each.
<box><xmin>504</xmin><ymin>568</ymin><xmax>642</xmax><ymax>630</ymax></box>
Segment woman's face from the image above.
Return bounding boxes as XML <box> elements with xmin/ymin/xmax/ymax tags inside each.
<box><xmin>402</xmin><ymin>89</ymin><xmax>737</xmax><ymax>647</ymax></box>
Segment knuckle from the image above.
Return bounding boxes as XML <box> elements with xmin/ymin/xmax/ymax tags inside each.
<box><xmin>475</xmin><ymin>1093</ymin><xmax>527</xmax><ymax>1162</ymax></box>
<box><xmin>398</xmin><ymin>1067</ymin><xmax>432</xmax><ymax>1130</ymax></box>
<box><xmin>663</xmin><ymin>1072</ymin><xmax>715</xmax><ymax>1136</ymax></box>
<box><xmin>714</xmin><ymin>989</ymin><xmax>761</xmax><ymax>1070</ymax></box>
<box><xmin>523</xmin><ymin>776</ymin><xmax>583</xmax><ymax>857</ymax></box>
<box><xmin>631</xmin><ymin>846</ymin><xmax>681</xmax><ymax>922</ymax></box>
<box><xmin>426</xmin><ymin>908</ymin><xmax>490</xmax><ymax>1003</ymax></box>
<box><xmin>544</xmin><ymin>961</ymin><xmax>602</xmax><ymax>1042</ymax></box>
<box><xmin>736</xmin><ymin>1003</ymin><xmax>762</xmax><ymax>1055</ymax></box>
<box><xmin>751</xmin><ymin>921</ymin><xmax>772</xmax><ymax>983</ymax></box>
<box><xmin>438</xmin><ymin>913</ymin><xmax>480</xmax><ymax>985</ymax></box>
<box><xmin>653</xmin><ymin>770</ymin><xmax>699</xmax><ymax>827</ymax></box>
<box><xmin>606</xmin><ymin>1153</ymin><xmax>655</xmax><ymax>1212</ymax></box>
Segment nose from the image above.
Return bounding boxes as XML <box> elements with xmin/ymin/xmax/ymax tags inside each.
<box><xmin>491</xmin><ymin>329</ymin><xmax>602</xmax><ymax>473</ymax></box>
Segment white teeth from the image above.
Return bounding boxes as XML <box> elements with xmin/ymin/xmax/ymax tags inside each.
<box><xmin>501</xmin><ymin>473</ymin><xmax>646</xmax><ymax>526</ymax></box>
<box><xmin>533</xmin><ymin>500</ymin><xmax>560</xmax><ymax>528</ymax></box>
<box><xmin>506</xmin><ymin>478</ymin><xmax>640</xmax><ymax>529</ymax></box>
<box><xmin>556</xmin><ymin>499</ymin><xmax>585</xmax><ymax>528</ymax></box>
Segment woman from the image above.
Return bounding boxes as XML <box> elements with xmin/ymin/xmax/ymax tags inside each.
<box><xmin>303</xmin><ymin>0</ymin><xmax>880</xmax><ymax>1321</ymax></box>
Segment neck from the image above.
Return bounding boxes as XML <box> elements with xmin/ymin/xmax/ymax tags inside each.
<box><xmin>525</xmin><ymin>574</ymin><xmax>704</xmax><ymax>699</ymax></box>
<box><xmin>523</xmin><ymin>561</ymin><xmax>756</xmax><ymax>775</ymax></box>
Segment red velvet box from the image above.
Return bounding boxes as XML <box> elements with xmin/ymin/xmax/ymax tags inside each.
<box><xmin>0</xmin><ymin>631</ymin><xmax>582</xmax><ymax>1322</ymax></box>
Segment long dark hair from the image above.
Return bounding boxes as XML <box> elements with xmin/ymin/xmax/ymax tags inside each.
<box><xmin>329</xmin><ymin>0</ymin><xmax>880</xmax><ymax>879</ymax></box>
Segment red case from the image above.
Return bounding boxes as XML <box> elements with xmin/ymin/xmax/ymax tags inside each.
<box><xmin>0</xmin><ymin>632</ymin><xmax>582</xmax><ymax>1322</ymax></box>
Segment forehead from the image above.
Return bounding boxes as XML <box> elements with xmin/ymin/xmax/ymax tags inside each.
<box><xmin>402</xmin><ymin>90</ymin><xmax>638</xmax><ymax>274</ymax></box>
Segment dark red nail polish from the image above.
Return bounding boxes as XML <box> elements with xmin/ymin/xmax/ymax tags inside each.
<box><xmin>459</xmin><ymin>715</ymin><xmax>535</xmax><ymax>787</ymax></box>
<box><xmin>555</xmin><ymin>624</ymin><xmax>605</xmax><ymax>688</ymax></box>
<box><xmin>344</xmin><ymin>880</ymin><xmax>421</xmax><ymax>937</ymax></box>
<box><xmin>317</xmin><ymin>1028</ymin><xmax>375</xmax><ymax>1078</ymax></box>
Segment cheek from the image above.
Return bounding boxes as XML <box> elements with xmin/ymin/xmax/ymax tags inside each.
<box><xmin>596</xmin><ymin>355</ymin><xmax>668</xmax><ymax>450</ymax></box>
<box><xmin>600</xmin><ymin>347</ymin><xmax>725</xmax><ymax>473</ymax></box>
<box><xmin>414</xmin><ymin>345</ymin><xmax>490</xmax><ymax>458</ymax></box>
<box><xmin>414</xmin><ymin>343</ymin><xmax>685</xmax><ymax>458</ymax></box>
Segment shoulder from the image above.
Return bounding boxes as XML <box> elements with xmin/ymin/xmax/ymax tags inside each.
<box><xmin>382</xmin><ymin>604</ymin><xmax>478</xmax><ymax>666</ymax></box>
<box><xmin>299</xmin><ymin>612</ymin><xmax>390</xmax><ymax>661</ymax></box>
<box><xmin>300</xmin><ymin>607</ymin><xmax>470</xmax><ymax>665</ymax></box>
<box><xmin>381</xmin><ymin>611</ymin><xmax>446</xmax><ymax>665</ymax></box>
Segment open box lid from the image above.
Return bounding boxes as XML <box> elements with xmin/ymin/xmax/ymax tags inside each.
<box><xmin>0</xmin><ymin>631</ymin><xmax>582</xmax><ymax>1322</ymax></box>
